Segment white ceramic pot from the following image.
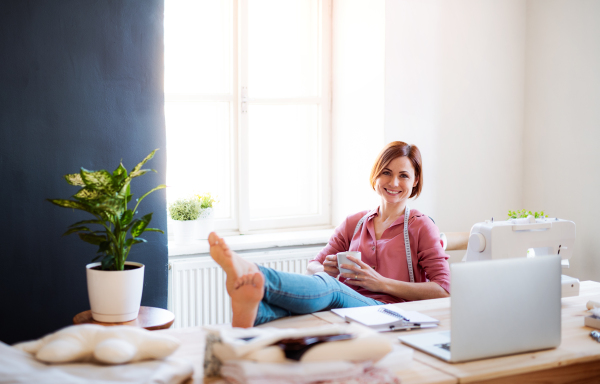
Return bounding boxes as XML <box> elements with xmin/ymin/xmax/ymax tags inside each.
<box><xmin>86</xmin><ymin>261</ymin><xmax>144</xmax><ymax>322</ymax></box>
<box><xmin>171</xmin><ymin>208</ymin><xmax>215</xmax><ymax>242</ymax></box>
<box><xmin>197</xmin><ymin>208</ymin><xmax>215</xmax><ymax>240</ymax></box>
<box><xmin>171</xmin><ymin>219</ymin><xmax>201</xmax><ymax>244</ymax></box>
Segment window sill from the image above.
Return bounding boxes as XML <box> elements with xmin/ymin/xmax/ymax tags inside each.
<box><xmin>168</xmin><ymin>228</ymin><xmax>334</xmax><ymax>257</ymax></box>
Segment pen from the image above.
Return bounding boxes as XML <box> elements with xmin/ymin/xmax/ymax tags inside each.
<box><xmin>379</xmin><ymin>307</ymin><xmax>410</xmax><ymax>322</ymax></box>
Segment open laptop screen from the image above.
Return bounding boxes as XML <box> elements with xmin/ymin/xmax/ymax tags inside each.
<box><xmin>450</xmin><ymin>255</ymin><xmax>561</xmax><ymax>362</ymax></box>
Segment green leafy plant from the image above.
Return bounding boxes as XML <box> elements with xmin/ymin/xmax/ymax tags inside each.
<box><xmin>508</xmin><ymin>209</ymin><xmax>546</xmax><ymax>219</ymax></box>
<box><xmin>48</xmin><ymin>149</ymin><xmax>166</xmax><ymax>271</ymax></box>
<box><xmin>168</xmin><ymin>197</ymin><xmax>202</xmax><ymax>221</ymax></box>
<box><xmin>195</xmin><ymin>193</ymin><xmax>218</xmax><ymax>209</ymax></box>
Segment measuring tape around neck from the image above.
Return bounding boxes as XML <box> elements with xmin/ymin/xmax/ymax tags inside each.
<box><xmin>352</xmin><ymin>205</ymin><xmax>415</xmax><ymax>283</ymax></box>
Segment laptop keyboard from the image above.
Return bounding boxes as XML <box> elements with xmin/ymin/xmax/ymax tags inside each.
<box><xmin>435</xmin><ymin>342</ymin><xmax>451</xmax><ymax>351</ymax></box>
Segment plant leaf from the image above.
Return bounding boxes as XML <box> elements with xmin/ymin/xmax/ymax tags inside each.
<box><xmin>113</xmin><ymin>163</ymin><xmax>128</xmax><ymax>182</ymax></box>
<box><xmin>131</xmin><ymin>149</ymin><xmax>158</xmax><ymax>175</ymax></box>
<box><xmin>125</xmin><ymin>237</ymin><xmax>147</xmax><ymax>247</ymax></box>
<box><xmin>130</xmin><ymin>168</ymin><xmax>151</xmax><ymax>179</ymax></box>
<box><xmin>80</xmin><ymin>169</ymin><xmax>115</xmax><ymax>193</ymax></box>
<box><xmin>101</xmin><ymin>255</ymin><xmax>116</xmax><ymax>270</ymax></box>
<box><xmin>118</xmin><ymin>180</ymin><xmax>131</xmax><ymax>198</ymax></box>
<box><xmin>47</xmin><ymin>199</ymin><xmax>93</xmax><ymax>213</ymax></box>
<box><xmin>121</xmin><ymin>210</ymin><xmax>134</xmax><ymax>226</ymax></box>
<box><xmin>62</xmin><ymin>226</ymin><xmax>91</xmax><ymax>236</ymax></box>
<box><xmin>73</xmin><ymin>187</ymin><xmax>104</xmax><ymax>201</ymax></box>
<box><xmin>97</xmin><ymin>241</ymin><xmax>111</xmax><ymax>255</ymax></box>
<box><xmin>78</xmin><ymin>233</ymin><xmax>106</xmax><ymax>245</ymax></box>
<box><xmin>143</xmin><ymin>228</ymin><xmax>164</xmax><ymax>234</ymax></box>
<box><xmin>131</xmin><ymin>213</ymin><xmax>152</xmax><ymax>237</ymax></box>
<box><xmin>64</xmin><ymin>173</ymin><xmax>85</xmax><ymax>186</ymax></box>
<box><xmin>68</xmin><ymin>219</ymin><xmax>104</xmax><ymax>228</ymax></box>
<box><xmin>92</xmin><ymin>197</ymin><xmax>123</xmax><ymax>217</ymax></box>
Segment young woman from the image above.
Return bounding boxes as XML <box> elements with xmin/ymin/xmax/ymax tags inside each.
<box><xmin>208</xmin><ymin>141</ymin><xmax>450</xmax><ymax>328</ymax></box>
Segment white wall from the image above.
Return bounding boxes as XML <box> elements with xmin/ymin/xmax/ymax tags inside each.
<box><xmin>384</xmin><ymin>0</ymin><xmax>527</xmax><ymax>263</ymax></box>
<box><xmin>331</xmin><ymin>0</ymin><xmax>385</xmax><ymax>225</ymax></box>
<box><xmin>524</xmin><ymin>0</ymin><xmax>600</xmax><ymax>281</ymax></box>
<box><xmin>332</xmin><ymin>1</ymin><xmax>600</xmax><ymax>277</ymax></box>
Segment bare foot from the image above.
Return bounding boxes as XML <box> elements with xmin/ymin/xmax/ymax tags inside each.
<box><xmin>208</xmin><ymin>232</ymin><xmax>262</xmax><ymax>328</ymax></box>
<box><xmin>231</xmin><ymin>272</ymin><xmax>264</xmax><ymax>328</ymax></box>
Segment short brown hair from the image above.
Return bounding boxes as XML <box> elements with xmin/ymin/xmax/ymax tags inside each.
<box><xmin>369</xmin><ymin>141</ymin><xmax>423</xmax><ymax>198</ymax></box>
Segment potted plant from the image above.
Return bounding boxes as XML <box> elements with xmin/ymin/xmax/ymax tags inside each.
<box><xmin>168</xmin><ymin>193</ymin><xmax>217</xmax><ymax>243</ymax></box>
<box><xmin>168</xmin><ymin>196</ymin><xmax>201</xmax><ymax>244</ymax></box>
<box><xmin>195</xmin><ymin>193</ymin><xmax>217</xmax><ymax>240</ymax></box>
<box><xmin>48</xmin><ymin>149</ymin><xmax>166</xmax><ymax>322</ymax></box>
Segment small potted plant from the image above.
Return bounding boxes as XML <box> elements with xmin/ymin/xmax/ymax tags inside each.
<box><xmin>195</xmin><ymin>193</ymin><xmax>217</xmax><ymax>240</ymax></box>
<box><xmin>48</xmin><ymin>149</ymin><xmax>166</xmax><ymax>322</ymax></box>
<box><xmin>168</xmin><ymin>193</ymin><xmax>217</xmax><ymax>242</ymax></box>
<box><xmin>508</xmin><ymin>209</ymin><xmax>546</xmax><ymax>219</ymax></box>
<box><xmin>168</xmin><ymin>196</ymin><xmax>201</xmax><ymax>244</ymax></box>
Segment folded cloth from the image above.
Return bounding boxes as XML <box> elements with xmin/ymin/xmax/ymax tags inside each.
<box><xmin>206</xmin><ymin>323</ymin><xmax>391</xmax><ymax>364</ymax></box>
<box><xmin>205</xmin><ymin>324</ymin><xmax>354</xmax><ymax>359</ymax></box>
<box><xmin>204</xmin><ymin>324</ymin><xmax>357</xmax><ymax>376</ymax></box>
<box><xmin>0</xmin><ymin>341</ymin><xmax>193</xmax><ymax>384</ymax></box>
<box><xmin>220</xmin><ymin>360</ymin><xmax>400</xmax><ymax>384</ymax></box>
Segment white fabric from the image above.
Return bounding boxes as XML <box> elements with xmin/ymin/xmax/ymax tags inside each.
<box><xmin>206</xmin><ymin>323</ymin><xmax>392</xmax><ymax>363</ymax></box>
<box><xmin>0</xmin><ymin>341</ymin><xmax>193</xmax><ymax>384</ymax></box>
<box><xmin>14</xmin><ymin>324</ymin><xmax>181</xmax><ymax>365</ymax></box>
<box><xmin>205</xmin><ymin>324</ymin><xmax>353</xmax><ymax>359</ymax></box>
<box><xmin>298</xmin><ymin>332</ymin><xmax>393</xmax><ymax>363</ymax></box>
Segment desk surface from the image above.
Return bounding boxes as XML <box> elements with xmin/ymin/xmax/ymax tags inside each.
<box><xmin>315</xmin><ymin>280</ymin><xmax>600</xmax><ymax>383</ymax></box>
<box><xmin>163</xmin><ymin>281</ymin><xmax>600</xmax><ymax>384</ymax></box>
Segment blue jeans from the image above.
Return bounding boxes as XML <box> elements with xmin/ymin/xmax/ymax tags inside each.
<box><xmin>254</xmin><ymin>265</ymin><xmax>384</xmax><ymax>326</ymax></box>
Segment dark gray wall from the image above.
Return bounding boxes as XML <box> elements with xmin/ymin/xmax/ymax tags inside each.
<box><xmin>0</xmin><ymin>0</ymin><xmax>167</xmax><ymax>344</ymax></box>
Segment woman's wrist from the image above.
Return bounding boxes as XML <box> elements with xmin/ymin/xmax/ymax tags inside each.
<box><xmin>379</xmin><ymin>276</ymin><xmax>397</xmax><ymax>295</ymax></box>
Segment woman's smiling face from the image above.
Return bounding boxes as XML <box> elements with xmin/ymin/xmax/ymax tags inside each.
<box><xmin>375</xmin><ymin>156</ymin><xmax>418</xmax><ymax>205</ymax></box>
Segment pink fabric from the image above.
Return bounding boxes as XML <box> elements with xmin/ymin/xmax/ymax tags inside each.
<box><xmin>311</xmin><ymin>208</ymin><xmax>450</xmax><ymax>304</ymax></box>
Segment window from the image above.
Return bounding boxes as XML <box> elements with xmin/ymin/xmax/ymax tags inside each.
<box><xmin>165</xmin><ymin>0</ymin><xmax>331</xmax><ymax>234</ymax></box>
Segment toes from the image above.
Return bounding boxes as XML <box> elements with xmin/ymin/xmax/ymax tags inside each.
<box><xmin>233</xmin><ymin>275</ymin><xmax>247</xmax><ymax>289</ymax></box>
<box><xmin>208</xmin><ymin>232</ymin><xmax>219</xmax><ymax>246</ymax></box>
<box><xmin>208</xmin><ymin>232</ymin><xmax>230</xmax><ymax>252</ymax></box>
<box><xmin>233</xmin><ymin>273</ymin><xmax>263</xmax><ymax>289</ymax></box>
<box><xmin>252</xmin><ymin>272</ymin><xmax>265</xmax><ymax>287</ymax></box>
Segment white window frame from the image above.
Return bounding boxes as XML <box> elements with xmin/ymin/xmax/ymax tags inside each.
<box><xmin>237</xmin><ymin>0</ymin><xmax>332</xmax><ymax>233</ymax></box>
<box><xmin>165</xmin><ymin>0</ymin><xmax>332</xmax><ymax>236</ymax></box>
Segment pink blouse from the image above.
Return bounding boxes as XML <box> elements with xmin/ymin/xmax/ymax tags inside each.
<box><xmin>311</xmin><ymin>207</ymin><xmax>451</xmax><ymax>304</ymax></box>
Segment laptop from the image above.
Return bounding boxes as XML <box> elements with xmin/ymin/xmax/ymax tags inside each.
<box><xmin>399</xmin><ymin>255</ymin><xmax>561</xmax><ymax>363</ymax></box>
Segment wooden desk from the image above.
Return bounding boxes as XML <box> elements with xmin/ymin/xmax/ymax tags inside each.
<box><xmin>316</xmin><ymin>280</ymin><xmax>600</xmax><ymax>383</ymax></box>
<box><xmin>162</xmin><ymin>281</ymin><xmax>600</xmax><ymax>384</ymax></box>
<box><xmin>74</xmin><ymin>306</ymin><xmax>175</xmax><ymax>331</ymax></box>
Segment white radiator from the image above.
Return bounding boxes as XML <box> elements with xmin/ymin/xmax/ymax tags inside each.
<box><xmin>168</xmin><ymin>246</ymin><xmax>322</xmax><ymax>328</ymax></box>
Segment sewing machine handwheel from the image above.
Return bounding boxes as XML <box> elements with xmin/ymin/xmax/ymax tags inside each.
<box><xmin>468</xmin><ymin>233</ymin><xmax>486</xmax><ymax>253</ymax></box>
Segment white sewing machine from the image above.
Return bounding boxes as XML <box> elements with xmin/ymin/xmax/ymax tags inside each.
<box><xmin>463</xmin><ymin>215</ymin><xmax>580</xmax><ymax>297</ymax></box>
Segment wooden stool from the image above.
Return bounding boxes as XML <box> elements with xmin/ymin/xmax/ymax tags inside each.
<box><xmin>73</xmin><ymin>306</ymin><xmax>175</xmax><ymax>331</ymax></box>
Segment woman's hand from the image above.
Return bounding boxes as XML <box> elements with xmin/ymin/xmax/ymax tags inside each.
<box><xmin>341</xmin><ymin>255</ymin><xmax>390</xmax><ymax>293</ymax></box>
<box><xmin>322</xmin><ymin>254</ymin><xmax>341</xmax><ymax>278</ymax></box>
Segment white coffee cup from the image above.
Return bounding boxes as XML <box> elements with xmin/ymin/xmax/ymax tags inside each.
<box><xmin>337</xmin><ymin>251</ymin><xmax>361</xmax><ymax>274</ymax></box>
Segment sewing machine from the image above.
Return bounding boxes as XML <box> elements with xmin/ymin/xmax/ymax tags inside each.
<box><xmin>463</xmin><ymin>216</ymin><xmax>580</xmax><ymax>297</ymax></box>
